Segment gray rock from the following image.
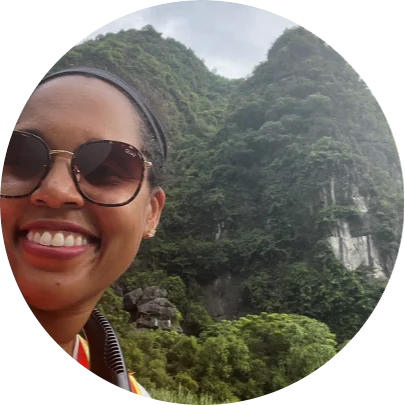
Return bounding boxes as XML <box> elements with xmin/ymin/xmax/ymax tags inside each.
<box><xmin>123</xmin><ymin>286</ymin><xmax>180</xmax><ymax>332</ymax></box>
<box><xmin>153</xmin><ymin>297</ymin><xmax>175</xmax><ymax>308</ymax></box>
<box><xmin>136</xmin><ymin>317</ymin><xmax>159</xmax><ymax>329</ymax></box>
<box><xmin>137</xmin><ymin>286</ymin><xmax>168</xmax><ymax>306</ymax></box>
<box><xmin>138</xmin><ymin>300</ymin><xmax>176</xmax><ymax>319</ymax></box>
<box><xmin>123</xmin><ymin>288</ymin><xmax>143</xmax><ymax>311</ymax></box>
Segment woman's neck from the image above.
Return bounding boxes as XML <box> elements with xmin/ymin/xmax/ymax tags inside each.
<box><xmin>30</xmin><ymin>303</ymin><xmax>95</xmax><ymax>357</ymax></box>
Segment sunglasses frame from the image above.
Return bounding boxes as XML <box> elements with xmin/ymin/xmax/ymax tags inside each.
<box><xmin>1</xmin><ymin>130</ymin><xmax>153</xmax><ymax>207</ymax></box>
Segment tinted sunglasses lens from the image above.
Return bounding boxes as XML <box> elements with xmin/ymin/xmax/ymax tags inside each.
<box><xmin>73</xmin><ymin>142</ymin><xmax>144</xmax><ymax>205</ymax></box>
<box><xmin>1</xmin><ymin>132</ymin><xmax>48</xmax><ymax>197</ymax></box>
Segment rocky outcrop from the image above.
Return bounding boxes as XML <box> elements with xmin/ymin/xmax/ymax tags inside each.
<box><xmin>200</xmin><ymin>272</ymin><xmax>250</xmax><ymax>321</ymax></box>
<box><xmin>123</xmin><ymin>286</ymin><xmax>182</xmax><ymax>332</ymax></box>
<box><xmin>323</xmin><ymin>177</ymin><xmax>386</xmax><ymax>278</ymax></box>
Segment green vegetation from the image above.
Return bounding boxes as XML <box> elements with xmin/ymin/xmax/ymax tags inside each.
<box><xmin>242</xmin><ymin>259</ymin><xmax>386</xmax><ymax>342</ymax></box>
<box><xmin>98</xmin><ymin>291</ymin><xmax>337</xmax><ymax>402</ymax></box>
<box><xmin>56</xmin><ymin>25</ymin><xmax>402</xmax><ymax>402</ymax></box>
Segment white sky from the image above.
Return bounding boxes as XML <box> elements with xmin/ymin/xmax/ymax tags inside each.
<box><xmin>84</xmin><ymin>1</ymin><xmax>297</xmax><ymax>78</ymax></box>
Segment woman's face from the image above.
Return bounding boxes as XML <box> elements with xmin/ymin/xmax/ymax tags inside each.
<box><xmin>1</xmin><ymin>75</ymin><xmax>165</xmax><ymax>311</ymax></box>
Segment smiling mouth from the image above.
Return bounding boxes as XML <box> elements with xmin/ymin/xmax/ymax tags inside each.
<box><xmin>18</xmin><ymin>229</ymin><xmax>100</xmax><ymax>249</ymax></box>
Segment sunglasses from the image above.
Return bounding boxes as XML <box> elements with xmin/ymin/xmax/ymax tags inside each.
<box><xmin>1</xmin><ymin>131</ymin><xmax>152</xmax><ymax>207</ymax></box>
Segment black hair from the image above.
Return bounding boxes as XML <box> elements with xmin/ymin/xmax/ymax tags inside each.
<box><xmin>38</xmin><ymin>67</ymin><xmax>168</xmax><ymax>188</ymax></box>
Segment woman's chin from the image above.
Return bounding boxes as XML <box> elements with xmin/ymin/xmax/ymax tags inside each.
<box><xmin>13</xmin><ymin>265</ymin><xmax>98</xmax><ymax>313</ymax></box>
<box><xmin>25</xmin><ymin>289</ymin><xmax>99</xmax><ymax>313</ymax></box>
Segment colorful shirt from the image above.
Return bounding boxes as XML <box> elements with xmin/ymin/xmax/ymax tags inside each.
<box><xmin>73</xmin><ymin>335</ymin><xmax>151</xmax><ymax>397</ymax></box>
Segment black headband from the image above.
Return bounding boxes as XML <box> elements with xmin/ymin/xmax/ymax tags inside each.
<box><xmin>38</xmin><ymin>67</ymin><xmax>168</xmax><ymax>162</ymax></box>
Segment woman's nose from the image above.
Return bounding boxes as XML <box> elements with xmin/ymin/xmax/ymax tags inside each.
<box><xmin>30</xmin><ymin>157</ymin><xmax>85</xmax><ymax>209</ymax></box>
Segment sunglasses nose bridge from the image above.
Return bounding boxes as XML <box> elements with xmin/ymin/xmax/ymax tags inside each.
<box><xmin>47</xmin><ymin>150</ymin><xmax>75</xmax><ymax>175</ymax></box>
<box><xmin>48</xmin><ymin>150</ymin><xmax>75</xmax><ymax>173</ymax></box>
<box><xmin>49</xmin><ymin>150</ymin><xmax>74</xmax><ymax>158</ymax></box>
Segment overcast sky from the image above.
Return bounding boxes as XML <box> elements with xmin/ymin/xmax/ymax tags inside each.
<box><xmin>84</xmin><ymin>1</ymin><xmax>297</xmax><ymax>78</ymax></box>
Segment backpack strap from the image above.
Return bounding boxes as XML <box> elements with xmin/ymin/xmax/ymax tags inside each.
<box><xmin>128</xmin><ymin>373</ymin><xmax>141</xmax><ymax>395</ymax></box>
<box><xmin>76</xmin><ymin>335</ymin><xmax>90</xmax><ymax>369</ymax></box>
<box><xmin>74</xmin><ymin>335</ymin><xmax>145</xmax><ymax>396</ymax></box>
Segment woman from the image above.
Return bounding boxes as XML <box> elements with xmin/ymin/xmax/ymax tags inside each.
<box><xmin>0</xmin><ymin>67</ymin><xmax>167</xmax><ymax>396</ymax></box>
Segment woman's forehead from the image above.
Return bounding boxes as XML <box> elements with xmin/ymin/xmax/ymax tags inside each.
<box><xmin>16</xmin><ymin>75</ymin><xmax>142</xmax><ymax>149</ymax></box>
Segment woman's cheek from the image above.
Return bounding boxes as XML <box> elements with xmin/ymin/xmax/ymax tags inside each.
<box><xmin>1</xmin><ymin>199</ymin><xmax>19</xmax><ymax>219</ymax></box>
<box><xmin>94</xmin><ymin>197</ymin><xmax>149</xmax><ymax>279</ymax></box>
<box><xmin>1</xmin><ymin>201</ymin><xmax>20</xmax><ymax>242</ymax></box>
<box><xmin>98</xmin><ymin>215</ymin><xmax>142</xmax><ymax>269</ymax></box>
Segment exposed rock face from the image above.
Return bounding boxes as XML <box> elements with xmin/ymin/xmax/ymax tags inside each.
<box><xmin>324</xmin><ymin>177</ymin><xmax>386</xmax><ymax>278</ymax></box>
<box><xmin>123</xmin><ymin>286</ymin><xmax>181</xmax><ymax>332</ymax></box>
<box><xmin>200</xmin><ymin>272</ymin><xmax>251</xmax><ymax>320</ymax></box>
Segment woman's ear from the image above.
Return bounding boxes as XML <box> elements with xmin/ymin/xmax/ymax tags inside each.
<box><xmin>144</xmin><ymin>187</ymin><xmax>165</xmax><ymax>238</ymax></box>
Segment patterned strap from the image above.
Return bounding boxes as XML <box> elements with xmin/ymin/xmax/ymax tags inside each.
<box><xmin>74</xmin><ymin>335</ymin><xmax>141</xmax><ymax>395</ymax></box>
<box><xmin>128</xmin><ymin>373</ymin><xmax>141</xmax><ymax>394</ymax></box>
<box><xmin>76</xmin><ymin>335</ymin><xmax>90</xmax><ymax>369</ymax></box>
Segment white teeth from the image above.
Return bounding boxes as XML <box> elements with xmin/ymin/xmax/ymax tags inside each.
<box><xmin>26</xmin><ymin>230</ymin><xmax>91</xmax><ymax>247</ymax></box>
<box><xmin>51</xmin><ymin>232</ymin><xmax>64</xmax><ymax>247</ymax></box>
<box><xmin>65</xmin><ymin>235</ymin><xmax>75</xmax><ymax>247</ymax></box>
<box><xmin>39</xmin><ymin>232</ymin><xmax>52</xmax><ymax>246</ymax></box>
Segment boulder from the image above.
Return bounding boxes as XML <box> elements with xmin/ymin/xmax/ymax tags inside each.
<box><xmin>123</xmin><ymin>286</ymin><xmax>181</xmax><ymax>333</ymax></box>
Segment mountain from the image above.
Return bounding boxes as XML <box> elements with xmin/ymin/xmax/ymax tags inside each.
<box><xmin>221</xmin><ymin>26</ymin><xmax>402</xmax><ymax>279</ymax></box>
<box><xmin>52</xmin><ymin>24</ymin><xmax>402</xmax><ymax>343</ymax></box>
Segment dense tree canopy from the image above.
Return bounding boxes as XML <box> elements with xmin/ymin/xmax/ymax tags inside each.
<box><xmin>53</xmin><ymin>25</ymin><xmax>402</xmax><ymax>403</ymax></box>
